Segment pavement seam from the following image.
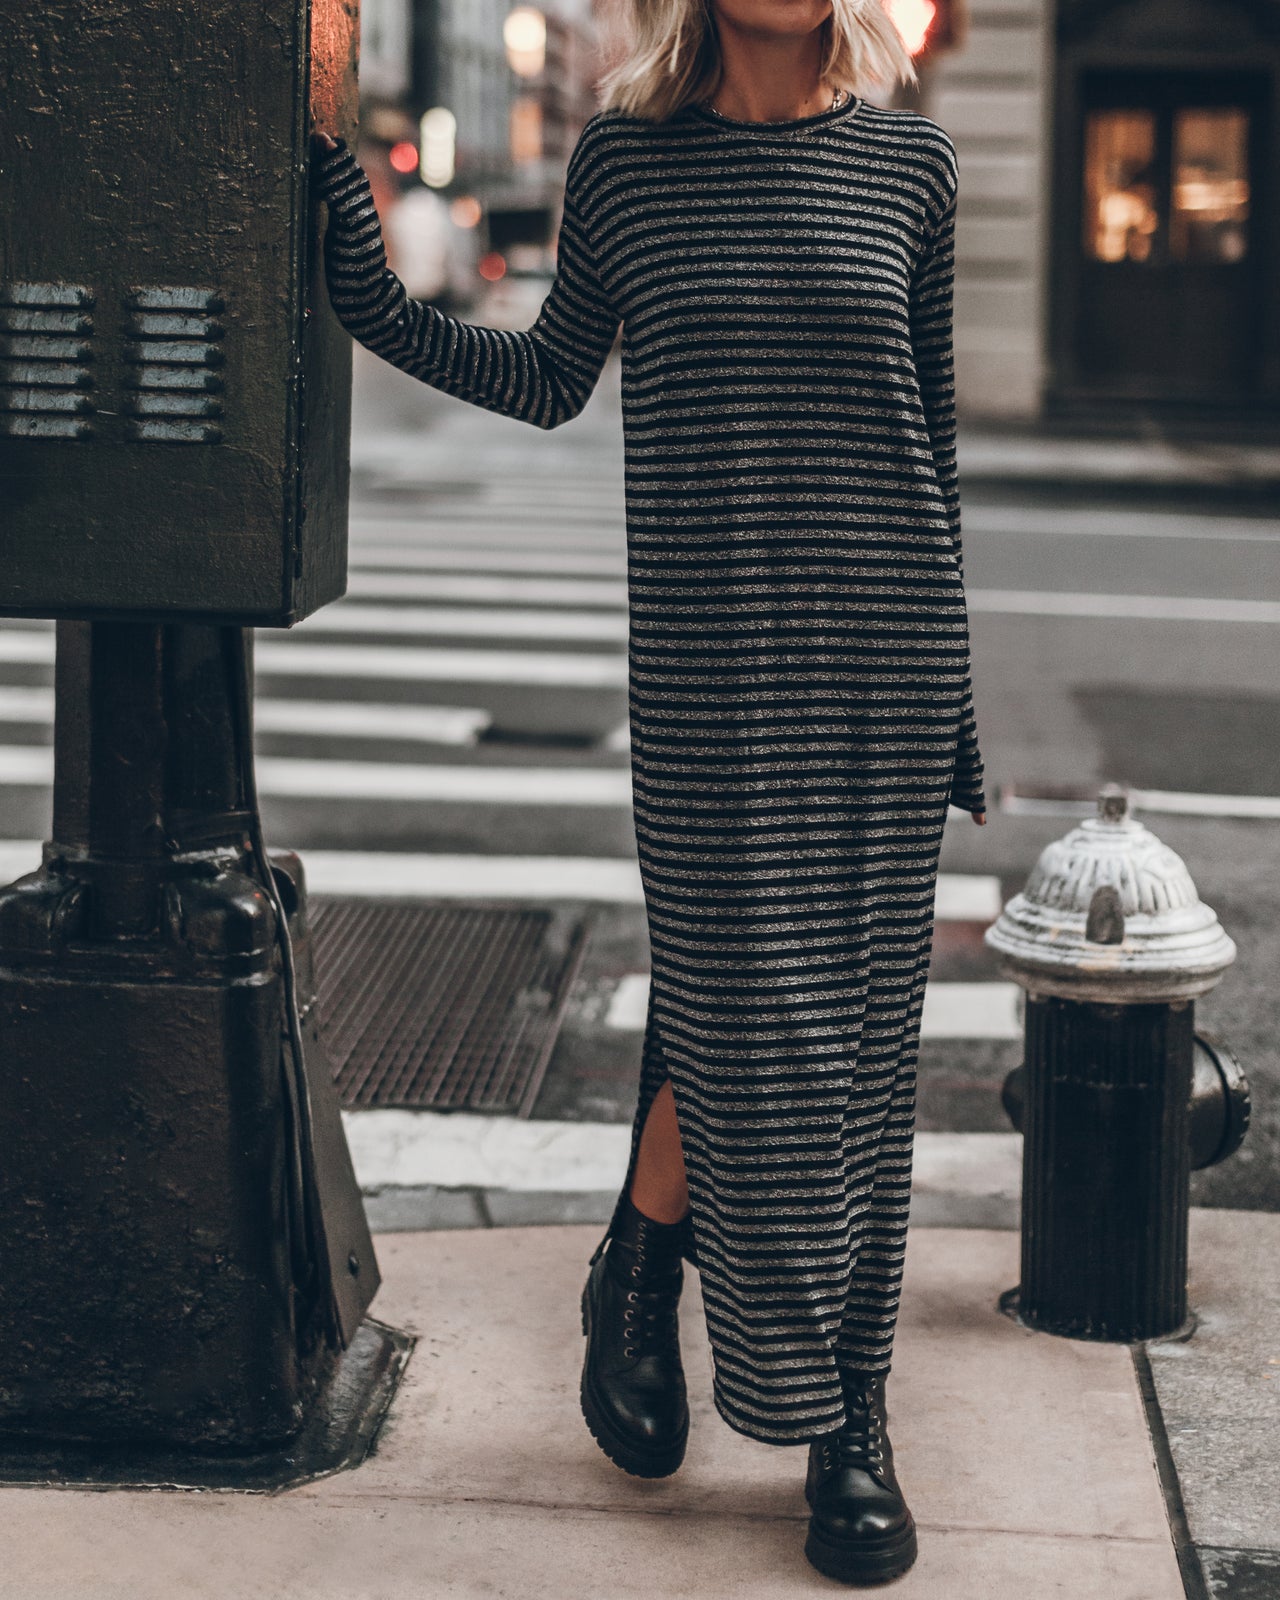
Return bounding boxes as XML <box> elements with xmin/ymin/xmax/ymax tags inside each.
<box><xmin>1132</xmin><ymin>1343</ymin><xmax>1212</xmax><ymax>1600</ymax></box>
<box><xmin>309</xmin><ymin>1491</ymin><xmax>1182</xmax><ymax>1540</ymax></box>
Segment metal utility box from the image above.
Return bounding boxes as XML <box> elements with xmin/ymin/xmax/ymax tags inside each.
<box><xmin>0</xmin><ymin>0</ymin><xmax>358</xmax><ymax>626</ymax></box>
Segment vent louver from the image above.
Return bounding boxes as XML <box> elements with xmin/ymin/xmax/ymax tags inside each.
<box><xmin>0</xmin><ymin>282</ymin><xmax>96</xmax><ymax>439</ymax></box>
<box><xmin>123</xmin><ymin>285</ymin><xmax>225</xmax><ymax>443</ymax></box>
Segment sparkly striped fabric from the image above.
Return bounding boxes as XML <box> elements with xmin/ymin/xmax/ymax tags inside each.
<box><xmin>315</xmin><ymin>95</ymin><xmax>986</xmax><ymax>1445</ymax></box>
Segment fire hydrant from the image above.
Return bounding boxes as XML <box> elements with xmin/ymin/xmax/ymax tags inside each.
<box><xmin>985</xmin><ymin>785</ymin><xmax>1249</xmax><ymax>1341</ymax></box>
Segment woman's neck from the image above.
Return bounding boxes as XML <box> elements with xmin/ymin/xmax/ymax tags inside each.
<box><xmin>707</xmin><ymin>16</ymin><xmax>834</xmax><ymax>122</ymax></box>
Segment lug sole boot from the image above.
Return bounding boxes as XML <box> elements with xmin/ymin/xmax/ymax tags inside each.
<box><xmin>803</xmin><ymin>1371</ymin><xmax>918</xmax><ymax>1586</ymax></box>
<box><xmin>579</xmin><ymin>1196</ymin><xmax>689</xmax><ymax>1478</ymax></box>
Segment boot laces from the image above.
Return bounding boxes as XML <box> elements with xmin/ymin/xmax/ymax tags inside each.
<box><xmin>617</xmin><ymin>1242</ymin><xmax>681</xmax><ymax>1362</ymax></box>
<box><xmin>818</xmin><ymin>1389</ymin><xmax>888</xmax><ymax>1477</ymax></box>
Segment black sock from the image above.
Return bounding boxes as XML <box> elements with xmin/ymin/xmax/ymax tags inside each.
<box><xmin>608</xmin><ymin>1194</ymin><xmax>686</xmax><ymax>1278</ymax></box>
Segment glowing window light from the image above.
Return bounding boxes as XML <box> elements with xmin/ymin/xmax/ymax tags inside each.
<box><xmin>510</xmin><ymin>96</ymin><xmax>543</xmax><ymax>163</ymax></box>
<box><xmin>419</xmin><ymin>106</ymin><xmax>456</xmax><ymax>188</ymax></box>
<box><xmin>887</xmin><ymin>0</ymin><xmax>937</xmax><ymax>56</ymax></box>
<box><xmin>504</xmin><ymin>7</ymin><xmax>547</xmax><ymax>78</ymax></box>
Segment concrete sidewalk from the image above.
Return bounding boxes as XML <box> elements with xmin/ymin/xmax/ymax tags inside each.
<box><xmin>10</xmin><ymin>1208</ymin><xmax>1277</xmax><ymax>1600</ymax></box>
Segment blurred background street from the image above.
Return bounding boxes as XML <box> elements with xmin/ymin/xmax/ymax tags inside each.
<box><xmin>4</xmin><ymin>0</ymin><xmax>1280</xmax><ymax>1594</ymax></box>
<box><xmin>2</xmin><ymin>0</ymin><xmax>1280</xmax><ymax>1221</ymax></box>
<box><xmin>1</xmin><ymin>338</ymin><xmax>1278</xmax><ymax>1215</ymax></box>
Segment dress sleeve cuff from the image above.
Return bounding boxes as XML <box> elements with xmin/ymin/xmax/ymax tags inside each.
<box><xmin>948</xmin><ymin>699</ymin><xmax>987</xmax><ymax>814</ymax></box>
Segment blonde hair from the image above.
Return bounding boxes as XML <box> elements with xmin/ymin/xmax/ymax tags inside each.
<box><xmin>597</xmin><ymin>0</ymin><xmax>918</xmax><ymax>123</ymax></box>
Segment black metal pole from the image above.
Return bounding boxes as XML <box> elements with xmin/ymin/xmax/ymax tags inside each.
<box><xmin>0</xmin><ymin>621</ymin><xmax>380</xmax><ymax>1467</ymax></box>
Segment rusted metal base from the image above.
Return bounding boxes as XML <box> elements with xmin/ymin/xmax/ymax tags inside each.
<box><xmin>997</xmin><ymin>1285</ymin><xmax>1199</xmax><ymax>1346</ymax></box>
<box><xmin>0</xmin><ymin>1318</ymin><xmax>414</xmax><ymax>1494</ymax></box>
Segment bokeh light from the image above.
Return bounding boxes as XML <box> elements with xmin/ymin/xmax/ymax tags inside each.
<box><xmin>887</xmin><ymin>0</ymin><xmax>937</xmax><ymax>55</ymax></box>
<box><xmin>450</xmin><ymin>195</ymin><xmax>483</xmax><ymax>229</ymax></box>
<box><xmin>419</xmin><ymin>106</ymin><xmax>457</xmax><ymax>188</ymax></box>
<box><xmin>504</xmin><ymin>7</ymin><xmax>547</xmax><ymax>78</ymax></box>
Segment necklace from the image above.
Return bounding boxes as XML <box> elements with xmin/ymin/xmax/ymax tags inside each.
<box><xmin>703</xmin><ymin>85</ymin><xmax>848</xmax><ymax>123</ymax></box>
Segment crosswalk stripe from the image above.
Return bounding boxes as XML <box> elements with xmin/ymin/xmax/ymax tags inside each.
<box><xmin>253</xmin><ymin>759</ymin><xmax>632</xmax><ymax>805</ymax></box>
<box><xmin>0</xmin><ymin>635</ymin><xmax>51</xmax><ymax>666</ymax></box>
<box><xmin>256</xmin><ymin>642</ymin><xmax>628</xmax><ymax>686</ymax></box>
<box><xmin>1008</xmin><ymin>787</ymin><xmax>1280</xmax><ymax>821</ymax></box>
<box><xmin>0</xmin><ymin>747</ymin><xmax>631</xmax><ymax>804</ymax></box>
<box><xmin>604</xmin><ymin>972</ymin><xmax>650</xmax><ymax>1028</ymax></box>
<box><xmin>1123</xmin><ymin>788</ymin><xmax>1280</xmax><ymax>819</ymax></box>
<box><xmin>354</xmin><ymin>481</ymin><xmax>620</xmax><ymax>499</ymax></box>
<box><xmin>349</xmin><ymin>520</ymin><xmax>622</xmax><ymax>549</ymax></box>
<box><xmin>0</xmin><ymin>687</ymin><xmax>53</xmax><ymax>720</ymax></box>
<box><xmin>352</xmin><ymin>486</ymin><xmax>620</xmax><ymax>508</ymax></box>
<box><xmin>256</xmin><ymin>700</ymin><xmax>491</xmax><ymax>743</ymax></box>
<box><xmin>342</xmin><ymin>1110</ymin><xmax>1023</xmax><ymax>1197</ymax></box>
<box><xmin>603</xmin><ymin>972</ymin><xmax>1021</xmax><ymax>1039</ymax></box>
<box><xmin>968</xmin><ymin>589</ymin><xmax>1280</xmax><ymax>624</ymax></box>
<box><xmin>208</xmin><ymin>853</ymin><xmax>999</xmax><ymax>915</ymax></box>
<box><xmin>344</xmin><ymin>572</ymin><xmax>629</xmax><ymax>606</ymax></box>
<box><xmin>0</xmin><ymin>839</ymin><xmax>1000</xmax><ymax>917</ymax></box>
<box><xmin>921</xmin><ymin>981</ymin><xmax>1022</xmax><ymax>1038</ymax></box>
<box><xmin>12</xmin><ymin>584</ymin><xmax>1268</xmax><ymax>643</ymax></box>
<box><xmin>341</xmin><ymin>1107</ymin><xmax>635</xmax><ymax>1193</ymax></box>
<box><xmin>0</xmin><ymin>748</ymin><xmax>48</xmax><ymax>783</ymax></box>
<box><xmin>961</xmin><ymin>505</ymin><xmax>1280</xmax><ymax>543</ymax></box>
<box><xmin>303</xmin><ymin>852</ymin><xmax>647</xmax><ymax>902</ymax></box>
<box><xmin>0</xmin><ymin>632</ymin><xmax>628</xmax><ymax>687</ymax></box>
<box><xmin>0</xmin><ymin>688</ymin><xmax>490</xmax><ymax>746</ymax></box>
<box><xmin>934</xmin><ymin>874</ymin><xmax>1003</xmax><ymax>921</ymax></box>
<box><xmin>349</xmin><ymin>547</ymin><xmax>626</xmax><ymax>575</ymax></box>
<box><xmin>0</xmin><ymin>843</ymin><xmax>40</xmax><ymax>881</ymax></box>
<box><xmin>298</xmin><ymin>604</ymin><xmax>629</xmax><ymax>642</ymax></box>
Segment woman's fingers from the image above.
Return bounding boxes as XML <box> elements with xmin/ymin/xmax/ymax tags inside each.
<box><xmin>973</xmin><ymin>810</ymin><xmax>987</xmax><ymax>826</ymax></box>
<box><xmin>311</xmin><ymin>129</ymin><xmax>340</xmax><ymax>153</ymax></box>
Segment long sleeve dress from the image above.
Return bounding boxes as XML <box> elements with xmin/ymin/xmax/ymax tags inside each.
<box><xmin>314</xmin><ymin>92</ymin><xmax>986</xmax><ymax>1447</ymax></box>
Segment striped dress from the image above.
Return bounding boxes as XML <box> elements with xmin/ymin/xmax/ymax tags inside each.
<box><xmin>315</xmin><ymin>93</ymin><xmax>986</xmax><ymax>1447</ymax></box>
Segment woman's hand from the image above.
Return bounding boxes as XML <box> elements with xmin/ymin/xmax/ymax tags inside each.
<box><xmin>972</xmin><ymin>810</ymin><xmax>987</xmax><ymax>826</ymax></box>
<box><xmin>309</xmin><ymin>129</ymin><xmax>352</xmax><ymax>208</ymax></box>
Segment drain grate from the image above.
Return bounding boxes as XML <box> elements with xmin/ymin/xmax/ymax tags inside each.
<box><xmin>310</xmin><ymin>900</ymin><xmax>591</xmax><ymax>1117</ymax></box>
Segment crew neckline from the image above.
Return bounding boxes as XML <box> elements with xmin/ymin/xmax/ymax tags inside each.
<box><xmin>687</xmin><ymin>93</ymin><xmax>864</xmax><ymax>135</ymax></box>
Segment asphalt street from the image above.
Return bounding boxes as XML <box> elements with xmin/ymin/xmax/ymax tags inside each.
<box><xmin>1</xmin><ymin>343</ymin><xmax>1276</xmax><ymax>1209</ymax></box>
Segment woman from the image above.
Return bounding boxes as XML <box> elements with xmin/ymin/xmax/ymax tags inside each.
<box><xmin>313</xmin><ymin>0</ymin><xmax>987</xmax><ymax>1583</ymax></box>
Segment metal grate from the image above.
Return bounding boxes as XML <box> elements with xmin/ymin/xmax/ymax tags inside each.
<box><xmin>310</xmin><ymin>900</ymin><xmax>591</xmax><ymax>1117</ymax></box>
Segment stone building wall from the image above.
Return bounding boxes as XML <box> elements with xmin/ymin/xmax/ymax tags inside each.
<box><xmin>926</xmin><ymin>0</ymin><xmax>1054</xmax><ymax>419</ymax></box>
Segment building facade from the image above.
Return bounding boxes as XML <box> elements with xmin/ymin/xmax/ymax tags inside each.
<box><xmin>926</xmin><ymin>0</ymin><xmax>1280</xmax><ymax>426</ymax></box>
<box><xmin>407</xmin><ymin>0</ymin><xmax>598</xmax><ymax>197</ymax></box>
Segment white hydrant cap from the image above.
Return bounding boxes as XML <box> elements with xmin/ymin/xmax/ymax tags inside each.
<box><xmin>984</xmin><ymin>785</ymin><xmax>1236</xmax><ymax>1004</ymax></box>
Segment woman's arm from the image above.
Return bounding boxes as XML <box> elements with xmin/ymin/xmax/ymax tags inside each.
<box><xmin>908</xmin><ymin>147</ymin><xmax>987</xmax><ymax>821</ymax></box>
<box><xmin>311</xmin><ymin>135</ymin><xmax>620</xmax><ymax>430</ymax></box>
<box><xmin>908</xmin><ymin>164</ymin><xmax>963</xmax><ymax>575</ymax></box>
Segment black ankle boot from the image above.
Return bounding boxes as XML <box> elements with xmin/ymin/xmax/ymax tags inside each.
<box><xmin>803</xmin><ymin>1370</ymin><xmax>918</xmax><ymax>1585</ymax></box>
<box><xmin>580</xmin><ymin>1196</ymin><xmax>689</xmax><ymax>1478</ymax></box>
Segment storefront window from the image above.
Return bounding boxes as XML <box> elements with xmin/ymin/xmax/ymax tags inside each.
<box><xmin>1171</xmin><ymin>108</ymin><xmax>1250</xmax><ymax>263</ymax></box>
<box><xmin>1083</xmin><ymin>109</ymin><xmax>1159</xmax><ymax>262</ymax></box>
